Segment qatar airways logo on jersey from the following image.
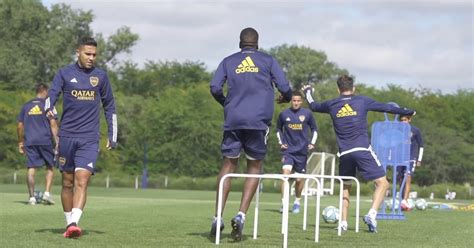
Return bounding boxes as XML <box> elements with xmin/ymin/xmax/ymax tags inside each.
<box><xmin>71</xmin><ymin>90</ymin><xmax>95</xmax><ymax>101</ymax></box>
<box><xmin>288</xmin><ymin>123</ymin><xmax>303</xmax><ymax>130</ymax></box>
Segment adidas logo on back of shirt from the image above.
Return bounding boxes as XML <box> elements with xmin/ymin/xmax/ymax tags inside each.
<box><xmin>28</xmin><ymin>105</ymin><xmax>43</xmax><ymax>115</ymax></box>
<box><xmin>235</xmin><ymin>56</ymin><xmax>259</xmax><ymax>74</ymax></box>
<box><xmin>336</xmin><ymin>104</ymin><xmax>357</xmax><ymax>118</ymax></box>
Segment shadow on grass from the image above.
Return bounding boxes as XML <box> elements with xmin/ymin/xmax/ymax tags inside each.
<box><xmin>263</xmin><ymin>208</ymin><xmax>283</xmax><ymax>214</ymax></box>
<box><xmin>188</xmin><ymin>231</ymin><xmax>250</xmax><ymax>243</ymax></box>
<box><xmin>35</xmin><ymin>228</ymin><xmax>106</xmax><ymax>236</ymax></box>
<box><xmin>14</xmin><ymin>200</ymin><xmax>57</xmax><ymax>206</ymax></box>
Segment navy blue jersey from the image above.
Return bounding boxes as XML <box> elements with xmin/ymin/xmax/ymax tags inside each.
<box><xmin>409</xmin><ymin>125</ymin><xmax>423</xmax><ymax>160</ymax></box>
<box><xmin>276</xmin><ymin>108</ymin><xmax>317</xmax><ymax>155</ymax></box>
<box><xmin>306</xmin><ymin>94</ymin><xmax>415</xmax><ymax>153</ymax></box>
<box><xmin>210</xmin><ymin>48</ymin><xmax>291</xmax><ymax>130</ymax></box>
<box><xmin>17</xmin><ymin>98</ymin><xmax>53</xmax><ymax>146</ymax></box>
<box><xmin>46</xmin><ymin>63</ymin><xmax>117</xmax><ymax>144</ymax></box>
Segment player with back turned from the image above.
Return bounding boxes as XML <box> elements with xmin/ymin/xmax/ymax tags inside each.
<box><xmin>17</xmin><ymin>83</ymin><xmax>59</xmax><ymax>205</ymax></box>
<box><xmin>302</xmin><ymin>75</ymin><xmax>415</xmax><ymax>233</ymax></box>
<box><xmin>210</xmin><ymin>27</ymin><xmax>292</xmax><ymax>241</ymax></box>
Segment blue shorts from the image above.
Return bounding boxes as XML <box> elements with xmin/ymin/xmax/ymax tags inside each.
<box><xmin>339</xmin><ymin>150</ymin><xmax>385</xmax><ymax>181</ymax></box>
<box><xmin>24</xmin><ymin>145</ymin><xmax>54</xmax><ymax>168</ymax></box>
<box><xmin>282</xmin><ymin>153</ymin><xmax>308</xmax><ymax>173</ymax></box>
<box><xmin>221</xmin><ymin>129</ymin><xmax>269</xmax><ymax>160</ymax></box>
<box><xmin>58</xmin><ymin>136</ymin><xmax>99</xmax><ymax>173</ymax></box>
<box><xmin>397</xmin><ymin>160</ymin><xmax>416</xmax><ymax>178</ymax></box>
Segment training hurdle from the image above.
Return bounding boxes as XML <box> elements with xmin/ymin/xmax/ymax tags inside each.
<box><xmin>215</xmin><ymin>174</ymin><xmax>360</xmax><ymax>247</ymax></box>
<box><xmin>266</xmin><ymin>174</ymin><xmax>360</xmax><ymax>238</ymax></box>
<box><xmin>257</xmin><ymin>174</ymin><xmax>322</xmax><ymax>242</ymax></box>
<box><xmin>215</xmin><ymin>173</ymin><xmax>290</xmax><ymax>247</ymax></box>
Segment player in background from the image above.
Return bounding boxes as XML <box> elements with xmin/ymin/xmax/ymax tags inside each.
<box><xmin>17</xmin><ymin>83</ymin><xmax>59</xmax><ymax>205</ymax></box>
<box><xmin>276</xmin><ymin>91</ymin><xmax>317</xmax><ymax>214</ymax></box>
<box><xmin>399</xmin><ymin>115</ymin><xmax>424</xmax><ymax>210</ymax></box>
<box><xmin>302</xmin><ymin>75</ymin><xmax>415</xmax><ymax>233</ymax></box>
<box><xmin>45</xmin><ymin>37</ymin><xmax>117</xmax><ymax>238</ymax></box>
<box><xmin>210</xmin><ymin>27</ymin><xmax>292</xmax><ymax>241</ymax></box>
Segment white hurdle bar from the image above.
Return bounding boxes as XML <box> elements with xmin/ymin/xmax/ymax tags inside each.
<box><xmin>306</xmin><ymin>175</ymin><xmax>360</xmax><ymax>235</ymax></box>
<box><xmin>215</xmin><ymin>174</ymin><xmax>360</xmax><ymax>247</ymax></box>
<box><xmin>281</xmin><ymin>175</ymin><xmax>322</xmax><ymax>242</ymax></box>
<box><xmin>260</xmin><ymin>175</ymin><xmax>359</xmax><ymax>239</ymax></box>
<box><xmin>215</xmin><ymin>173</ymin><xmax>291</xmax><ymax>247</ymax></box>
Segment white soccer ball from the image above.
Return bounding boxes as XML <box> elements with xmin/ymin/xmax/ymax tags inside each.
<box><xmin>34</xmin><ymin>191</ymin><xmax>43</xmax><ymax>204</ymax></box>
<box><xmin>415</xmin><ymin>199</ymin><xmax>428</xmax><ymax>210</ymax></box>
<box><xmin>322</xmin><ymin>206</ymin><xmax>339</xmax><ymax>224</ymax></box>
<box><xmin>386</xmin><ymin>199</ymin><xmax>400</xmax><ymax>210</ymax></box>
<box><xmin>407</xmin><ymin>199</ymin><xmax>415</xmax><ymax>210</ymax></box>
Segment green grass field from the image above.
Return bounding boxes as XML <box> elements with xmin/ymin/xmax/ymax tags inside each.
<box><xmin>0</xmin><ymin>184</ymin><xmax>473</xmax><ymax>247</ymax></box>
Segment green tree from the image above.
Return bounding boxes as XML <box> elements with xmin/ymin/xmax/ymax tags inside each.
<box><xmin>0</xmin><ymin>0</ymin><xmax>138</xmax><ymax>90</ymax></box>
<box><xmin>265</xmin><ymin>44</ymin><xmax>349</xmax><ymax>89</ymax></box>
<box><xmin>114</xmin><ymin>60</ymin><xmax>211</xmax><ymax>97</ymax></box>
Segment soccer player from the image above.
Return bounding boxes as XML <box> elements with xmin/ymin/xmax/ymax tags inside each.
<box><xmin>276</xmin><ymin>91</ymin><xmax>317</xmax><ymax>214</ymax></box>
<box><xmin>17</xmin><ymin>83</ymin><xmax>59</xmax><ymax>205</ymax></box>
<box><xmin>399</xmin><ymin>115</ymin><xmax>424</xmax><ymax>210</ymax></box>
<box><xmin>45</xmin><ymin>37</ymin><xmax>117</xmax><ymax>238</ymax></box>
<box><xmin>302</xmin><ymin>75</ymin><xmax>415</xmax><ymax>233</ymax></box>
<box><xmin>210</xmin><ymin>27</ymin><xmax>292</xmax><ymax>241</ymax></box>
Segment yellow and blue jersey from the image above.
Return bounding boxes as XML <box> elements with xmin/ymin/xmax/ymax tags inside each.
<box><xmin>210</xmin><ymin>48</ymin><xmax>291</xmax><ymax>131</ymax></box>
<box><xmin>46</xmin><ymin>63</ymin><xmax>117</xmax><ymax>145</ymax></box>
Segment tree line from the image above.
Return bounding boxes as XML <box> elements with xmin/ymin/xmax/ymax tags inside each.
<box><xmin>0</xmin><ymin>0</ymin><xmax>472</xmax><ymax>185</ymax></box>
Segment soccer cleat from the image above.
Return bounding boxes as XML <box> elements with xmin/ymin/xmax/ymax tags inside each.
<box><xmin>363</xmin><ymin>215</ymin><xmax>377</xmax><ymax>233</ymax></box>
<box><xmin>230</xmin><ymin>214</ymin><xmax>244</xmax><ymax>241</ymax></box>
<box><xmin>292</xmin><ymin>203</ymin><xmax>300</xmax><ymax>214</ymax></box>
<box><xmin>279</xmin><ymin>206</ymin><xmax>284</xmax><ymax>213</ymax></box>
<box><xmin>27</xmin><ymin>198</ymin><xmax>36</xmax><ymax>205</ymax></box>
<box><xmin>335</xmin><ymin>224</ymin><xmax>348</xmax><ymax>232</ymax></box>
<box><xmin>41</xmin><ymin>194</ymin><xmax>55</xmax><ymax>205</ymax></box>
<box><xmin>209</xmin><ymin>218</ymin><xmax>225</xmax><ymax>236</ymax></box>
<box><xmin>63</xmin><ymin>223</ymin><xmax>82</xmax><ymax>238</ymax></box>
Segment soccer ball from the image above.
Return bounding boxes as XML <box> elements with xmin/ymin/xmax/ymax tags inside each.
<box><xmin>386</xmin><ymin>199</ymin><xmax>400</xmax><ymax>210</ymax></box>
<box><xmin>415</xmin><ymin>199</ymin><xmax>428</xmax><ymax>210</ymax></box>
<box><xmin>407</xmin><ymin>199</ymin><xmax>415</xmax><ymax>209</ymax></box>
<box><xmin>34</xmin><ymin>191</ymin><xmax>43</xmax><ymax>203</ymax></box>
<box><xmin>322</xmin><ymin>206</ymin><xmax>339</xmax><ymax>224</ymax></box>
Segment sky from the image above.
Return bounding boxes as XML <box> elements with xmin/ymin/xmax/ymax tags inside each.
<box><xmin>42</xmin><ymin>0</ymin><xmax>473</xmax><ymax>93</ymax></box>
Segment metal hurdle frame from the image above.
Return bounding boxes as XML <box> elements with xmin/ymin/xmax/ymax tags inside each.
<box><xmin>215</xmin><ymin>174</ymin><xmax>360</xmax><ymax>247</ymax></box>
<box><xmin>278</xmin><ymin>175</ymin><xmax>360</xmax><ymax>238</ymax></box>
<box><xmin>215</xmin><ymin>174</ymin><xmax>290</xmax><ymax>247</ymax></box>
<box><xmin>260</xmin><ymin>174</ymin><xmax>322</xmax><ymax>242</ymax></box>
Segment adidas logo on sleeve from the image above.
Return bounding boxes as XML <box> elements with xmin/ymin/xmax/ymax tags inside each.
<box><xmin>235</xmin><ymin>56</ymin><xmax>259</xmax><ymax>74</ymax></box>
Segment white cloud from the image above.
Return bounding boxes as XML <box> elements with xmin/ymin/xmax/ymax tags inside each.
<box><xmin>44</xmin><ymin>0</ymin><xmax>473</xmax><ymax>93</ymax></box>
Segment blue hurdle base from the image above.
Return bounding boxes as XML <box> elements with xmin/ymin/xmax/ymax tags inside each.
<box><xmin>376</xmin><ymin>213</ymin><xmax>406</xmax><ymax>220</ymax></box>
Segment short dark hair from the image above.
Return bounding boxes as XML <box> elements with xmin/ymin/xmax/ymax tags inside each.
<box><xmin>239</xmin><ymin>27</ymin><xmax>259</xmax><ymax>49</ymax></box>
<box><xmin>337</xmin><ymin>75</ymin><xmax>354</xmax><ymax>92</ymax></box>
<box><xmin>292</xmin><ymin>90</ymin><xmax>303</xmax><ymax>98</ymax></box>
<box><xmin>35</xmin><ymin>83</ymin><xmax>48</xmax><ymax>93</ymax></box>
<box><xmin>79</xmin><ymin>37</ymin><xmax>97</xmax><ymax>47</ymax></box>
<box><xmin>400</xmin><ymin>114</ymin><xmax>412</xmax><ymax>120</ymax></box>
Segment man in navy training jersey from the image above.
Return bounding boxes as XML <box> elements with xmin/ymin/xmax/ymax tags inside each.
<box><xmin>210</xmin><ymin>27</ymin><xmax>292</xmax><ymax>241</ymax></box>
<box><xmin>17</xmin><ymin>83</ymin><xmax>59</xmax><ymax>205</ymax></box>
<box><xmin>45</xmin><ymin>37</ymin><xmax>117</xmax><ymax>239</ymax></box>
<box><xmin>398</xmin><ymin>115</ymin><xmax>424</xmax><ymax>211</ymax></box>
<box><xmin>302</xmin><ymin>75</ymin><xmax>415</xmax><ymax>233</ymax></box>
<box><xmin>276</xmin><ymin>91</ymin><xmax>317</xmax><ymax>214</ymax></box>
